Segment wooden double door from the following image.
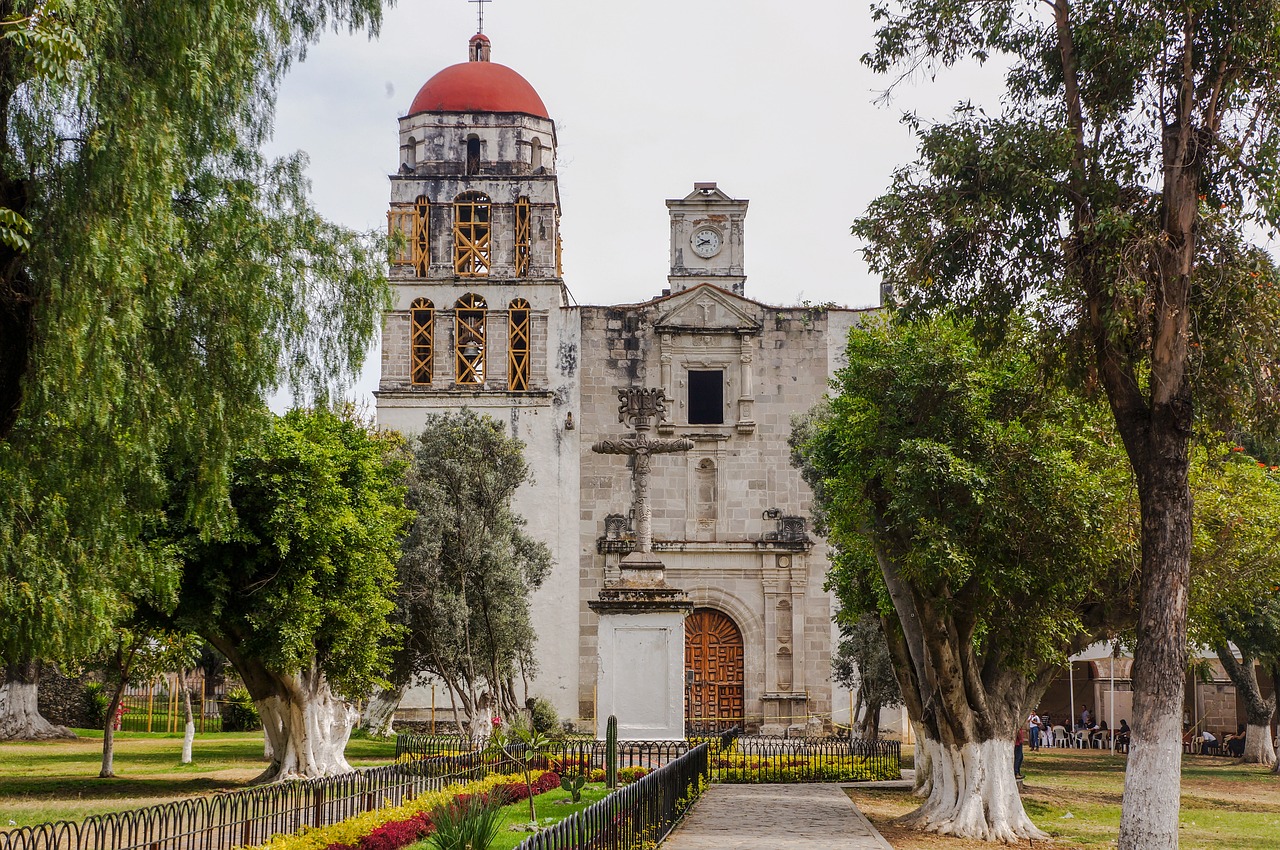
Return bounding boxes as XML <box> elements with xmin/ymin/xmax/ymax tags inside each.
<box><xmin>685</xmin><ymin>608</ymin><xmax>744</xmax><ymax>733</ymax></box>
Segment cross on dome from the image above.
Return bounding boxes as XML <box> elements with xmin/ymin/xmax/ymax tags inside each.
<box><xmin>469</xmin><ymin>0</ymin><xmax>490</xmax><ymax>34</ymax></box>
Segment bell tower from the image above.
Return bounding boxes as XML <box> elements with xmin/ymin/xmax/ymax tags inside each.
<box><xmin>666</xmin><ymin>182</ymin><xmax>748</xmax><ymax>295</ymax></box>
<box><xmin>380</xmin><ymin>32</ymin><xmax>567</xmax><ymax>396</ymax></box>
<box><xmin>375</xmin><ymin>32</ymin><xmax>582</xmax><ymax>724</ymax></box>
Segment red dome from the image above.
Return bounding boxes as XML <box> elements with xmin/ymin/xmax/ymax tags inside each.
<box><xmin>408</xmin><ymin>61</ymin><xmax>549</xmax><ymax>118</ymax></box>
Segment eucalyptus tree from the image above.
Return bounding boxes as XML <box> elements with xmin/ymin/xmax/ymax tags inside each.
<box><xmin>794</xmin><ymin>316</ymin><xmax>1138</xmax><ymax>841</ymax></box>
<box><xmin>173</xmin><ymin>409</ymin><xmax>410</xmax><ymax>781</ymax></box>
<box><xmin>391</xmin><ymin>411</ymin><xmax>551</xmax><ymax>737</ymax></box>
<box><xmin>0</xmin><ymin>0</ymin><xmax>389</xmax><ymax>738</ymax></box>
<box><xmin>856</xmin><ymin>4</ymin><xmax>1280</xmax><ymax>845</ymax></box>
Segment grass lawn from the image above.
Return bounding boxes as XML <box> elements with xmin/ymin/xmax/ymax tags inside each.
<box><xmin>405</xmin><ymin>783</ymin><xmax>614</xmax><ymax>850</ymax></box>
<box><xmin>0</xmin><ymin>730</ymin><xmax>397</xmax><ymax>828</ymax></box>
<box><xmin>847</xmin><ymin>745</ymin><xmax>1280</xmax><ymax>850</ymax></box>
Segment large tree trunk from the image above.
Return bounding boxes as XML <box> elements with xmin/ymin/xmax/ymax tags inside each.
<box><xmin>1117</xmin><ymin>448</ymin><xmax>1193</xmax><ymax>850</ymax></box>
<box><xmin>905</xmin><ymin>734</ymin><xmax>1042</xmax><ymax>843</ymax></box>
<box><xmin>254</xmin><ymin>667</ymin><xmax>356</xmax><ymax>782</ymax></box>
<box><xmin>210</xmin><ymin>639</ymin><xmax>357</xmax><ymax>782</ymax></box>
<box><xmin>359</xmin><ymin>683</ymin><xmax>406</xmax><ymax>737</ymax></box>
<box><xmin>0</xmin><ymin>661</ymin><xmax>75</xmax><ymax>740</ymax></box>
<box><xmin>1215</xmin><ymin>647</ymin><xmax>1276</xmax><ymax>766</ymax></box>
<box><xmin>875</xmin><ymin>544</ymin><xmax>1049</xmax><ymax>841</ymax></box>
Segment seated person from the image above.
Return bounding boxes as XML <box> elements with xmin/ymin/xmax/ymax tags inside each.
<box><xmin>1115</xmin><ymin>719</ymin><xmax>1131</xmax><ymax>749</ymax></box>
<box><xmin>1090</xmin><ymin>719</ymin><xmax>1109</xmax><ymax>747</ymax></box>
<box><xmin>1226</xmin><ymin>724</ymin><xmax>1246</xmax><ymax>758</ymax></box>
<box><xmin>1200</xmin><ymin>729</ymin><xmax>1218</xmax><ymax>754</ymax></box>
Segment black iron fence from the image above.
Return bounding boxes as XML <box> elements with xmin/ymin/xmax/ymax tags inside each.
<box><xmin>512</xmin><ymin>743</ymin><xmax>709</xmax><ymax>850</ymax></box>
<box><xmin>395</xmin><ymin>730</ymin><xmax>900</xmax><ymax>783</ymax></box>
<box><xmin>0</xmin><ymin>756</ymin><xmax>505</xmax><ymax>850</ymax></box>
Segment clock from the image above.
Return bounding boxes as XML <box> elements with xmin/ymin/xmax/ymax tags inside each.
<box><xmin>691</xmin><ymin>227</ymin><xmax>722</xmax><ymax>258</ymax></box>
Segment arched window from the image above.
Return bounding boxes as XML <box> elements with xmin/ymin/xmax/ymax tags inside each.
<box><xmin>514</xmin><ymin>196</ymin><xmax>531</xmax><ymax>277</ymax></box>
<box><xmin>405</xmin><ymin>136</ymin><xmax>417</xmax><ymax>170</ymax></box>
<box><xmin>531</xmin><ymin>137</ymin><xmax>543</xmax><ymax>170</ymax></box>
<box><xmin>412</xmin><ymin>195</ymin><xmax>430</xmax><ymax>278</ymax></box>
<box><xmin>410</xmin><ymin>297</ymin><xmax>434</xmax><ymax>385</ymax></box>
<box><xmin>466</xmin><ymin>136</ymin><xmax>481</xmax><ymax>175</ymax></box>
<box><xmin>455</xmin><ymin>293</ymin><xmax>487</xmax><ymax>385</ymax></box>
<box><xmin>508</xmin><ymin>298</ymin><xmax>531</xmax><ymax>391</ymax></box>
<box><xmin>453</xmin><ymin>192</ymin><xmax>491</xmax><ymax>276</ymax></box>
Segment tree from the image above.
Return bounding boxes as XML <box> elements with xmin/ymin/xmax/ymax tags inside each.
<box><xmin>793</xmin><ymin>315</ymin><xmax>1138</xmax><ymax>841</ymax></box>
<box><xmin>0</xmin><ymin>0</ymin><xmax>388</xmax><ymax>738</ymax></box>
<box><xmin>829</xmin><ymin>613</ymin><xmax>903</xmax><ymax>741</ymax></box>
<box><xmin>171</xmin><ymin>408</ymin><xmax>409</xmax><ymax>781</ymax></box>
<box><xmin>1186</xmin><ymin>450</ymin><xmax>1280</xmax><ymax>766</ymax></box>
<box><xmin>390</xmin><ymin>411</ymin><xmax>551</xmax><ymax>738</ymax></box>
<box><xmin>856</xmin><ymin>4</ymin><xmax>1280</xmax><ymax>846</ymax></box>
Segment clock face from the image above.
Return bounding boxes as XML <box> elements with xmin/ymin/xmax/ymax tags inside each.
<box><xmin>691</xmin><ymin>227</ymin><xmax>722</xmax><ymax>258</ymax></box>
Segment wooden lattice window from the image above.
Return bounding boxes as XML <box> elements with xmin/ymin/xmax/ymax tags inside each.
<box><xmin>410</xmin><ymin>298</ymin><xmax>434</xmax><ymax>385</ymax></box>
<box><xmin>453</xmin><ymin>192</ymin><xmax>491</xmax><ymax>276</ymax></box>
<box><xmin>388</xmin><ymin>204</ymin><xmax>414</xmax><ymax>267</ymax></box>
<box><xmin>514</xmin><ymin>196</ymin><xmax>531</xmax><ymax>277</ymax></box>
<box><xmin>508</xmin><ymin>298</ymin><xmax>531</xmax><ymax>391</ymax></box>
<box><xmin>455</xmin><ymin>293</ymin><xmax>487</xmax><ymax>385</ymax></box>
<box><xmin>412</xmin><ymin>195</ymin><xmax>430</xmax><ymax>277</ymax></box>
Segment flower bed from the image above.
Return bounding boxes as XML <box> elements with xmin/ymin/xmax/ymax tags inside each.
<box><xmin>712</xmin><ymin>753</ymin><xmax>899</xmax><ymax>782</ymax></box>
<box><xmin>251</xmin><ymin>770</ymin><xmax>561</xmax><ymax>850</ymax></box>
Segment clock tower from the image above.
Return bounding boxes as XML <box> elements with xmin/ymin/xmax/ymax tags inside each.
<box><xmin>666</xmin><ymin>182</ymin><xmax>748</xmax><ymax>295</ymax></box>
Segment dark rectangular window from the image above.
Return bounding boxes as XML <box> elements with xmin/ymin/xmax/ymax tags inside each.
<box><xmin>688</xmin><ymin>370</ymin><xmax>724</xmax><ymax>425</ymax></box>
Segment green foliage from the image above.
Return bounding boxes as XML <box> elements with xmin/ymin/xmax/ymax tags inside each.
<box><xmin>559</xmin><ymin>772</ymin><xmax>586</xmax><ymax>803</ymax></box>
<box><xmin>392</xmin><ymin>411</ymin><xmax>551</xmax><ymax>720</ymax></box>
<box><xmin>173</xmin><ymin>408</ymin><xmax>410</xmax><ymax>698</ymax></box>
<box><xmin>220</xmin><ymin>686</ymin><xmax>261</xmax><ymax>733</ymax></box>
<box><xmin>0</xmin><ymin>0</ymin><xmax>389</xmax><ymax>672</ymax></box>
<box><xmin>488</xmin><ymin>725</ymin><xmax>551</xmax><ymax>825</ymax></box>
<box><xmin>428</xmin><ymin>792</ymin><xmax>505</xmax><ymax>850</ymax></box>
<box><xmin>795</xmin><ymin>315</ymin><xmax>1136</xmax><ymax>675</ymax></box>
<box><xmin>831</xmin><ymin>614</ymin><xmax>903</xmax><ymax>730</ymax></box>
<box><xmin>529</xmin><ymin>697</ymin><xmax>559</xmax><ymax>736</ymax></box>
<box><xmin>82</xmin><ymin>682</ymin><xmax>109</xmax><ymax>728</ymax></box>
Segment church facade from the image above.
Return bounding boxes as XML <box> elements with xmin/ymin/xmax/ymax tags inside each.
<box><xmin>375</xmin><ymin>33</ymin><xmax>875</xmax><ymax>734</ymax></box>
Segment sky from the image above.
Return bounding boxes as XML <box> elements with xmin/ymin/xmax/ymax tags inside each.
<box><xmin>265</xmin><ymin>0</ymin><xmax>1009</xmax><ymax>406</ymax></box>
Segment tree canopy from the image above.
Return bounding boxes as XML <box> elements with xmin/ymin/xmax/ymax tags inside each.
<box><xmin>0</xmin><ymin>0</ymin><xmax>389</xmax><ymax>674</ymax></box>
<box><xmin>172</xmin><ymin>407</ymin><xmax>409</xmax><ymax>779</ymax></box>
<box><xmin>855</xmin><ymin>4</ymin><xmax>1280</xmax><ymax>846</ymax></box>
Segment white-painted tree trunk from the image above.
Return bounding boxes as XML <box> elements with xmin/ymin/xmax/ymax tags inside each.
<box><xmin>898</xmin><ymin>737</ymin><xmax>1047</xmax><ymax>843</ymax></box>
<box><xmin>0</xmin><ymin>676</ymin><xmax>75</xmax><ymax>741</ymax></box>
<box><xmin>911</xmin><ymin>720</ymin><xmax>931</xmax><ymax>796</ymax></box>
<box><xmin>253</xmin><ymin>667</ymin><xmax>357</xmax><ymax>782</ymax></box>
<box><xmin>1242</xmin><ymin>724</ymin><xmax>1276</xmax><ymax>767</ymax></box>
<box><xmin>181</xmin><ymin>682</ymin><xmax>195</xmax><ymax>764</ymax></box>
<box><xmin>1118</xmin><ymin>708</ymin><xmax>1183</xmax><ymax>850</ymax></box>
<box><xmin>359</xmin><ymin>684</ymin><xmax>406</xmax><ymax>738</ymax></box>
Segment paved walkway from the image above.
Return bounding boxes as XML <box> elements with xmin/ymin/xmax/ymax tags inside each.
<box><xmin>661</xmin><ymin>784</ymin><xmax>895</xmax><ymax>849</ymax></box>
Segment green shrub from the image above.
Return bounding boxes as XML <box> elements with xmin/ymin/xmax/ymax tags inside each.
<box><xmin>220</xmin><ymin>686</ymin><xmax>261</xmax><ymax>732</ymax></box>
<box><xmin>82</xmin><ymin>682</ymin><xmax>109</xmax><ymax>728</ymax></box>
<box><xmin>429</xmin><ymin>791</ymin><xmax>505</xmax><ymax>850</ymax></box>
<box><xmin>529</xmin><ymin>697</ymin><xmax>559</xmax><ymax>736</ymax></box>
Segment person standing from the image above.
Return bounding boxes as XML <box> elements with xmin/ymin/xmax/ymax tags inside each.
<box><xmin>1028</xmin><ymin>709</ymin><xmax>1042</xmax><ymax>751</ymax></box>
<box><xmin>1014</xmin><ymin>724</ymin><xmax>1025</xmax><ymax>779</ymax></box>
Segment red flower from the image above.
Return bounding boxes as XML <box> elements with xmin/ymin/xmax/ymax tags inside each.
<box><xmin>1231</xmin><ymin>446</ymin><xmax>1245</xmax><ymax>452</ymax></box>
<box><xmin>492</xmin><ymin>716</ymin><xmax>503</xmax><ymax>727</ymax></box>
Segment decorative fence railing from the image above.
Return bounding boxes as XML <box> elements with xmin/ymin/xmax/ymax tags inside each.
<box><xmin>512</xmin><ymin>743</ymin><xmax>710</xmax><ymax>850</ymax></box>
<box><xmin>395</xmin><ymin>730</ymin><xmax>900</xmax><ymax>783</ymax></box>
<box><xmin>0</xmin><ymin>756</ymin><xmax>505</xmax><ymax>850</ymax></box>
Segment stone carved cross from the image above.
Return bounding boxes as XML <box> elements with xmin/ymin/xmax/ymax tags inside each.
<box><xmin>592</xmin><ymin>388</ymin><xmax>694</xmax><ymax>555</ymax></box>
